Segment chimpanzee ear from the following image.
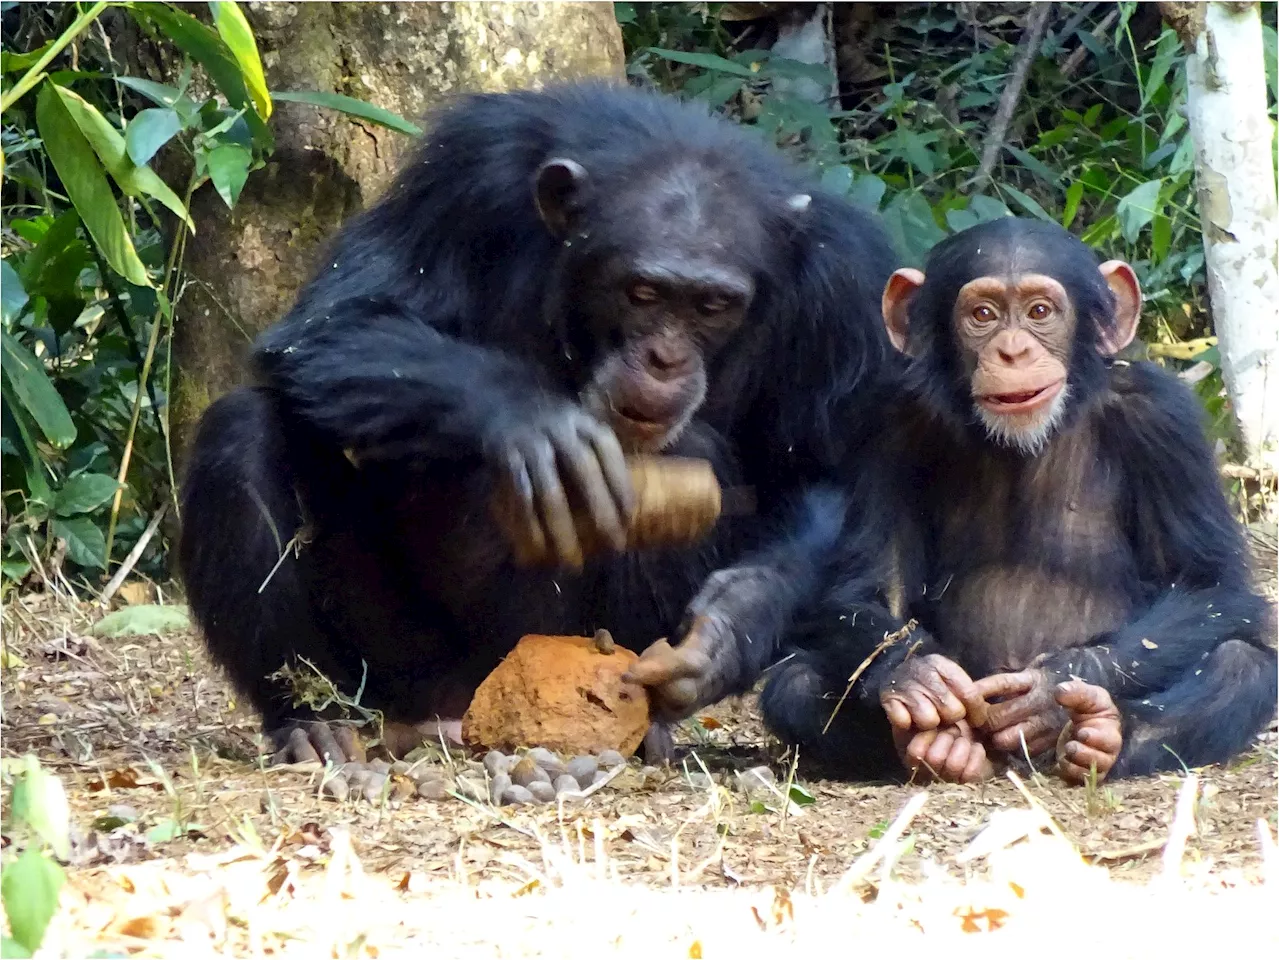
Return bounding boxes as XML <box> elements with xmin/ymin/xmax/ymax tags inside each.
<box><xmin>882</xmin><ymin>268</ymin><xmax>926</xmax><ymax>355</ymax></box>
<box><xmin>534</xmin><ymin>158</ymin><xmax>588</xmax><ymax>237</ymax></box>
<box><xmin>1097</xmin><ymin>260</ymin><xmax>1141</xmax><ymax>355</ymax></box>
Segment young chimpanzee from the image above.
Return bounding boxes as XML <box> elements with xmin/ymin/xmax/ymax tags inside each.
<box><xmin>762</xmin><ymin>218</ymin><xmax>1276</xmax><ymax>785</ymax></box>
<box><xmin>179</xmin><ymin>82</ymin><xmax>898</xmax><ymax>764</ymax></box>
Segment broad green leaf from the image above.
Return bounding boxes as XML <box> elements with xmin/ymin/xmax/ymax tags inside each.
<box><xmin>204</xmin><ymin>143</ymin><xmax>251</xmax><ymax>208</ymax></box>
<box><xmin>1</xmin><ymin>935</ymin><xmax>32</xmax><ymax>958</ymax></box>
<box><xmin>881</xmin><ymin>192</ymin><xmax>946</xmax><ymax>266</ymax></box>
<box><xmin>1</xmin><ymin>848</ymin><xmax>63</xmax><ymax>954</ymax></box>
<box><xmin>787</xmin><ymin>783</ymin><xmax>816</xmax><ymax>806</ymax></box>
<box><xmin>1151</xmin><ymin>213</ymin><xmax>1172</xmax><ymax>264</ymax></box>
<box><xmin>646</xmin><ymin>47</ymin><xmax>758</xmax><ymax>77</ymax></box>
<box><xmin>53</xmin><ymin>473</ymin><xmax>121</xmax><ymax>516</ymax></box>
<box><xmin>34</xmin><ymin>84</ymin><xmax>149</xmax><ymax>286</ymax></box>
<box><xmin>271</xmin><ymin>90</ymin><xmax>423</xmax><ymax>137</ymax></box>
<box><xmin>0</xmin><ymin>387</ymin><xmax>54</xmax><ymax>503</ymax></box>
<box><xmin>1062</xmin><ymin>180</ymin><xmax>1085</xmax><ymax>228</ymax></box>
<box><xmin>967</xmin><ymin>194</ymin><xmax>1011</xmax><ymax>222</ymax></box>
<box><xmin>92</xmin><ymin>604</ymin><xmax>191</xmax><ymax>638</ymax></box>
<box><xmin>1</xmin><ymin>259</ymin><xmax>28</xmax><ymax>324</ymax></box>
<box><xmin>0</xmin><ymin>331</ymin><xmax>75</xmax><ymax>448</ymax></box>
<box><xmin>847</xmin><ymin>174</ymin><xmax>886</xmax><ymax>211</ymax></box>
<box><xmin>1116</xmin><ymin>179</ymin><xmax>1163</xmax><ymax>243</ymax></box>
<box><xmin>1142</xmin><ymin>29</ymin><xmax>1181</xmax><ymax>109</ymax></box>
<box><xmin>210</xmin><ymin>1</ymin><xmax>272</xmax><ymax>119</ymax></box>
<box><xmin>1082</xmin><ymin>102</ymin><xmax>1104</xmax><ymax>129</ymax></box>
<box><xmin>1036</xmin><ymin>126</ymin><xmax>1074</xmax><ymax>149</ymax></box>
<box><xmin>1004</xmin><ymin>145</ymin><xmax>1060</xmax><ymax>186</ymax></box>
<box><xmin>819</xmin><ymin>164</ymin><xmax>853</xmax><ymax>196</ymax></box>
<box><xmin>615</xmin><ymin>3</ymin><xmax>637</xmax><ymax>25</ymax></box>
<box><xmin>51</xmin><ymin>85</ymin><xmax>193</xmax><ymax>231</ymax></box>
<box><xmin>1</xmin><ymin>41</ymin><xmax>53</xmax><ymax>75</ymax></box>
<box><xmin>116</xmin><ymin>76</ymin><xmax>200</xmax><ymax>123</ymax></box>
<box><xmin>1002</xmin><ymin>185</ymin><xmax>1054</xmax><ymax>222</ymax></box>
<box><xmin>125</xmin><ymin>108</ymin><xmax>183</xmax><ymax>166</ymax></box>
<box><xmin>10</xmin><ymin>755</ymin><xmax>71</xmax><ymax>860</ymax></box>
<box><xmin>759</xmin><ymin>56</ymin><xmax>835</xmax><ymax>88</ymax></box>
<box><xmin>945</xmin><ymin>208</ymin><xmax>979</xmax><ymax>233</ymax></box>
<box><xmin>50</xmin><ymin>515</ymin><xmax>107</xmax><ymax>569</ymax></box>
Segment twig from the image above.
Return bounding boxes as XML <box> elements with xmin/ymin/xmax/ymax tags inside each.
<box><xmin>1005</xmin><ymin>768</ymin><xmax>1072</xmax><ymax>846</ymax></box>
<box><xmin>1086</xmin><ymin>837</ymin><xmax>1167</xmax><ymax>864</ymax></box>
<box><xmin>971</xmin><ymin>3</ymin><xmax>1054</xmax><ymax>189</ymax></box>
<box><xmin>822</xmin><ymin>619</ymin><xmax>917</xmax><ymax>735</ymax></box>
<box><xmin>1061</xmin><ymin>8</ymin><xmax>1119</xmax><ymax>78</ymax></box>
<box><xmin>99</xmin><ymin>502</ymin><xmax>168</xmax><ymax>605</ymax></box>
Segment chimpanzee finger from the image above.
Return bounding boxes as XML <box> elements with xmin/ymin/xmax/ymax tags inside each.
<box><xmin>308</xmin><ymin>723</ymin><xmax>348</xmax><ymax>765</ymax></box>
<box><xmin>556</xmin><ymin>429</ymin><xmax>627</xmax><ymax>552</ymax></box>
<box><xmin>973</xmin><ymin>670</ymin><xmax>1036</xmax><ymax>704</ymax></box>
<box><xmin>623</xmin><ymin>640</ymin><xmax>710</xmax><ymax>686</ymax></box>
<box><xmin>903</xmin><ymin>689</ymin><xmax>942</xmax><ymax>730</ymax></box>
<box><xmin>962</xmin><ymin>741</ymin><xmax>993</xmax><ymax>783</ymax></box>
<box><xmin>272</xmin><ymin>727</ymin><xmax>320</xmax><ymax>765</ymax></box>
<box><xmin>332</xmin><ymin>725</ymin><xmax>366</xmax><ymax>764</ymax></box>
<box><xmin>1058</xmin><ymin>745</ymin><xmax>1115</xmax><ymax>785</ymax></box>
<box><xmin>882</xmin><ymin>697</ymin><xmax>914</xmax><ymax>730</ymax></box>
<box><xmin>1055</xmin><ymin>680</ymin><xmax>1119</xmax><ymax>720</ymax></box>
<box><xmin>526</xmin><ymin>441</ymin><xmax>583</xmax><ymax>568</ymax></box>
<box><xmin>925</xmin><ymin>730</ymin><xmax>963</xmax><ymax>775</ymax></box>
<box><xmin>579</xmin><ymin>418</ymin><xmax>636</xmax><ymax>522</ymax></box>
<box><xmin>990</xmin><ymin>712</ymin><xmax>1058</xmax><ymax>754</ymax></box>
<box><xmin>906</xmin><ymin>728</ymin><xmax>944</xmax><ymax>766</ymax></box>
<box><xmin>1075</xmin><ymin>722</ymin><xmax>1123</xmax><ymax>755</ymax></box>
<box><xmin>502</xmin><ymin>451</ymin><xmax>546</xmax><ymax>564</ymax></box>
<box><xmin>930</xmin><ymin>658</ymin><xmax>987</xmax><ymax>727</ymax></box>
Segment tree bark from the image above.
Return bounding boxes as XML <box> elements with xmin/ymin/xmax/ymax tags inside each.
<box><xmin>1163</xmin><ymin>1</ymin><xmax>1278</xmax><ymax>469</ymax></box>
<box><xmin>169</xmin><ymin>1</ymin><xmax>625</xmax><ymax>462</ymax></box>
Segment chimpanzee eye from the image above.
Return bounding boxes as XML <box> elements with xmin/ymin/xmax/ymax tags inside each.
<box><xmin>1028</xmin><ymin>302</ymin><xmax>1051</xmax><ymax>320</ymax></box>
<box><xmin>698</xmin><ymin>294</ymin><xmax>731</xmax><ymax>315</ymax></box>
<box><xmin>628</xmin><ymin>282</ymin><xmax>659</xmax><ymax>304</ymax></box>
<box><xmin>972</xmin><ymin>305</ymin><xmax>997</xmax><ymax>324</ymax></box>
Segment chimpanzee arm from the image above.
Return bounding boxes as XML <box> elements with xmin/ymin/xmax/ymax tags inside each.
<box><xmin>1033</xmin><ymin>364</ymin><xmax>1275</xmax><ymax>771</ymax></box>
<box><xmin>254</xmin><ymin>292</ymin><xmax>558</xmax><ymax>463</ymax></box>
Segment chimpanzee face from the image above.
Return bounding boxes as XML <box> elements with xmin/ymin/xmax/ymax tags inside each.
<box><xmin>534</xmin><ymin>155</ymin><xmax>797</xmax><ymax>452</ymax></box>
<box><xmin>880</xmin><ymin>219</ymin><xmax>1141</xmax><ymax>455</ymax></box>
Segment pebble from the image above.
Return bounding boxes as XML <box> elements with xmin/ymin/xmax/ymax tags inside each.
<box><xmin>107</xmin><ymin>804</ymin><xmax>138</xmax><ymax>822</ymax></box>
<box><xmin>362</xmin><ymin>773</ymin><xmax>389</xmax><ymax>803</ymax></box>
<box><xmin>366</xmin><ymin>758</ymin><xmax>391</xmax><ymax>775</ymax></box>
<box><xmin>456</xmin><ymin>776</ymin><xmax>487</xmax><ymax>803</ymax></box>
<box><xmin>389</xmin><ymin>760</ymin><xmax>413</xmax><ymax>777</ymax></box>
<box><xmin>417</xmin><ymin>779</ymin><xmax>449</xmax><ymax>800</ymax></box>
<box><xmin>566</xmin><ymin>755</ymin><xmax>598</xmax><ymax>787</ymax></box>
<box><xmin>390</xmin><ymin>777</ymin><xmax>417</xmax><ymax>801</ymax></box>
<box><xmin>527</xmin><ymin>748</ymin><xmax>566</xmax><ymax>778</ymax></box>
<box><xmin>501</xmin><ymin>784</ymin><xmax>535</xmax><ymax>805</ymax></box>
<box><xmin>597</xmin><ymin>749</ymin><xmax>625</xmax><ymax>769</ymax></box>
<box><xmin>590</xmin><ymin>770</ymin><xmax>610</xmax><ymax>787</ymax></box>
<box><xmin>528</xmin><ymin>781</ymin><xmax>556</xmax><ymax>803</ymax></box>
<box><xmin>484</xmin><ymin>750</ymin><xmax>512</xmax><ymax>778</ymax></box>
<box><xmin>553</xmin><ymin>774</ymin><xmax>581</xmax><ymax>798</ymax></box>
<box><xmin>490</xmin><ymin>772</ymin><xmax>512</xmax><ymax>805</ymax></box>
<box><xmin>346</xmin><ymin>768</ymin><xmax>371</xmax><ymax>790</ymax></box>
<box><xmin>511</xmin><ymin>756</ymin><xmax>550</xmax><ymax>787</ymax></box>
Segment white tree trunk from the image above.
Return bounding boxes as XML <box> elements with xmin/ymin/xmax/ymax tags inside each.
<box><xmin>1182</xmin><ymin>2</ymin><xmax>1279</xmax><ymax>468</ymax></box>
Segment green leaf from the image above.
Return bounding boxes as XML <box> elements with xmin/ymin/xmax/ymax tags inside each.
<box><xmin>271</xmin><ymin>90</ymin><xmax>423</xmax><ymax>137</ymax></box>
<box><xmin>1002</xmin><ymin>185</ymin><xmax>1054</xmax><ymax>222</ymax></box>
<box><xmin>34</xmin><ymin>84</ymin><xmax>149</xmax><ymax>286</ymax></box>
<box><xmin>50</xmin><ymin>516</ymin><xmax>107</xmax><ymax>569</ymax></box>
<box><xmin>53</xmin><ymin>473</ymin><xmax>120</xmax><ymax>516</ymax></box>
<box><xmin>819</xmin><ymin>164</ymin><xmax>853</xmax><ymax>196</ymax></box>
<box><xmin>0</xmin><ymin>331</ymin><xmax>75</xmax><ymax>448</ymax></box>
<box><xmin>945</xmin><ymin>208</ymin><xmax>979</xmax><ymax>233</ymax></box>
<box><xmin>1082</xmin><ymin>103</ymin><xmax>1104</xmax><ymax>129</ymax></box>
<box><xmin>968</xmin><ymin>194</ymin><xmax>1011</xmax><ymax>222</ymax></box>
<box><xmin>49</xmin><ymin>85</ymin><xmax>194</xmax><ymax>231</ymax></box>
<box><xmin>125</xmin><ymin>108</ymin><xmax>183</xmax><ymax>166</ymax></box>
<box><xmin>204</xmin><ymin>143</ymin><xmax>251</xmax><ymax>208</ymax></box>
<box><xmin>1151</xmin><ymin>212</ymin><xmax>1172</xmax><ymax>263</ymax></box>
<box><xmin>881</xmin><ymin>192</ymin><xmax>946</xmax><ymax>266</ymax></box>
<box><xmin>1062</xmin><ymin>180</ymin><xmax>1085</xmax><ymax>229</ymax></box>
<box><xmin>0</xmin><ymin>385</ymin><xmax>54</xmax><ymax>503</ymax></box>
<box><xmin>787</xmin><ymin>783</ymin><xmax>816</xmax><ymax>807</ymax></box>
<box><xmin>1116</xmin><ymin>179</ymin><xmax>1163</xmax><ymax>243</ymax></box>
<box><xmin>759</xmin><ymin>56</ymin><xmax>835</xmax><ymax>88</ymax></box>
<box><xmin>2</xmin><ymin>259</ymin><xmax>29</xmax><ymax>324</ymax></box>
<box><xmin>92</xmin><ymin>604</ymin><xmax>191</xmax><ymax>638</ymax></box>
<box><xmin>1004</xmin><ymin>145</ymin><xmax>1060</xmax><ymax>186</ymax></box>
<box><xmin>614</xmin><ymin>2</ymin><xmax>637</xmax><ymax>25</ymax></box>
<box><xmin>9</xmin><ymin>755</ymin><xmax>71</xmax><ymax>860</ymax></box>
<box><xmin>1</xmin><ymin>935</ymin><xmax>33</xmax><ymax>958</ymax></box>
<box><xmin>1142</xmin><ymin>29</ymin><xmax>1181</xmax><ymax>109</ymax></box>
<box><xmin>847</xmin><ymin>174</ymin><xmax>886</xmax><ymax>211</ymax></box>
<box><xmin>646</xmin><ymin>47</ymin><xmax>758</xmax><ymax>77</ymax></box>
<box><xmin>210</xmin><ymin>1</ymin><xmax>272</xmax><ymax>119</ymax></box>
<box><xmin>1</xmin><ymin>848</ymin><xmax>63</xmax><ymax>954</ymax></box>
<box><xmin>115</xmin><ymin>76</ymin><xmax>200</xmax><ymax>123</ymax></box>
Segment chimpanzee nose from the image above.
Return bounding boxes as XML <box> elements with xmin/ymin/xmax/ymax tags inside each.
<box><xmin>993</xmin><ymin>329</ymin><xmax>1036</xmax><ymax>366</ymax></box>
<box><xmin>644</xmin><ymin>338</ymin><xmax>695</xmax><ymax>380</ymax></box>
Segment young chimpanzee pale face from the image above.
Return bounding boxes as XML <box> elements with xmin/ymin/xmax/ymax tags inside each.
<box><xmin>533</xmin><ymin>154</ymin><xmax>807</xmax><ymax>452</ymax></box>
<box><xmin>882</xmin><ymin>220</ymin><xmax>1142</xmax><ymax>455</ymax></box>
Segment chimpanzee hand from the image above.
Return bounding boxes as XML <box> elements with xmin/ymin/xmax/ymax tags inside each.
<box><xmin>894</xmin><ymin>718</ymin><xmax>995</xmax><ymax>784</ymax></box>
<box><xmin>879</xmin><ymin>654</ymin><xmax>990</xmax><ymax>734</ymax></box>
<box><xmin>1054</xmin><ymin>680</ymin><xmax>1122</xmax><ymax>784</ymax></box>
<box><xmin>972</xmin><ymin>668</ymin><xmax>1069</xmax><ymax>757</ymax></box>
<box><xmin>624</xmin><ymin>566</ymin><xmax>780</xmax><ymax>722</ymax></box>
<box><xmin>269</xmin><ymin>721</ymin><xmax>367</xmax><ymax>766</ymax></box>
<box><xmin>487</xmin><ymin>403</ymin><xmax>635</xmax><ymax>569</ymax></box>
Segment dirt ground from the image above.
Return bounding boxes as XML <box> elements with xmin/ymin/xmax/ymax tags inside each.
<box><xmin>2</xmin><ymin>582</ymin><xmax>1277</xmax><ymax>957</ymax></box>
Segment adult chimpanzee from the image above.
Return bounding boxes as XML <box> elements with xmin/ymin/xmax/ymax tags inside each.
<box><xmin>761</xmin><ymin>218</ymin><xmax>1276</xmax><ymax>785</ymax></box>
<box><xmin>179</xmin><ymin>82</ymin><xmax>898</xmax><ymax>764</ymax></box>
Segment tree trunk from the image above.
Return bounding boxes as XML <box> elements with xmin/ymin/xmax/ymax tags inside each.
<box><xmin>169</xmin><ymin>1</ymin><xmax>625</xmax><ymax>462</ymax></box>
<box><xmin>1163</xmin><ymin>1</ymin><xmax>1278</xmax><ymax>469</ymax></box>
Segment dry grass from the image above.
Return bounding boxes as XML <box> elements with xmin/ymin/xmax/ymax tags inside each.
<box><xmin>2</xmin><ymin>588</ymin><xmax>1276</xmax><ymax>957</ymax></box>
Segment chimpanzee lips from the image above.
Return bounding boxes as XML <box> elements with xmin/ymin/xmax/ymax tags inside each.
<box><xmin>977</xmin><ymin>378</ymin><xmax>1064</xmax><ymax>415</ymax></box>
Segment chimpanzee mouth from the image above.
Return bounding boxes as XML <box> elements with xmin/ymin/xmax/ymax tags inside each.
<box><xmin>978</xmin><ymin>379</ymin><xmax>1064</xmax><ymax>414</ymax></box>
<box><xmin>614</xmin><ymin>405</ymin><xmax>670</xmax><ymax>430</ymax></box>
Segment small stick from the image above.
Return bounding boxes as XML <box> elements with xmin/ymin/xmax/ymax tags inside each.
<box><xmin>971</xmin><ymin>2</ymin><xmax>1054</xmax><ymax>188</ymax></box>
<box><xmin>99</xmin><ymin>502</ymin><xmax>169</xmax><ymax>605</ymax></box>
<box><xmin>822</xmin><ymin>619</ymin><xmax>917</xmax><ymax>735</ymax></box>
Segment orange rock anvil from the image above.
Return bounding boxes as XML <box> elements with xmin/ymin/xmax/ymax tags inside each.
<box><xmin>461</xmin><ymin>633</ymin><xmax>651</xmax><ymax>757</ymax></box>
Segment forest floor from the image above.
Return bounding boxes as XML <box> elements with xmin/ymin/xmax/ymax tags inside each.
<box><xmin>2</xmin><ymin>553</ymin><xmax>1277</xmax><ymax>957</ymax></box>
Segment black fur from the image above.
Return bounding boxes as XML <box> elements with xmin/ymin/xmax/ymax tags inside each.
<box><xmin>179</xmin><ymin>83</ymin><xmax>897</xmax><ymax>741</ymax></box>
<box><xmin>764</xmin><ymin>218</ymin><xmax>1277</xmax><ymax>779</ymax></box>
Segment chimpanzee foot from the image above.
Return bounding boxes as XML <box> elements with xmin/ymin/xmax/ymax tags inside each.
<box><xmin>268</xmin><ymin>721</ymin><xmax>366</xmax><ymax>766</ymax></box>
<box><xmin>381</xmin><ymin>719</ymin><xmax>464</xmax><ymax>757</ymax></box>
